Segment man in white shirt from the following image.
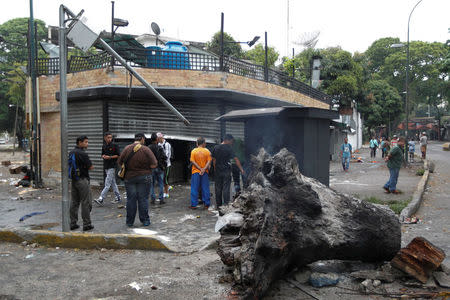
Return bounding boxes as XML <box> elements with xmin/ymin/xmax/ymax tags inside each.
<box><xmin>420</xmin><ymin>132</ymin><xmax>428</xmax><ymax>159</ymax></box>
<box><xmin>157</xmin><ymin>132</ymin><xmax>173</xmax><ymax>198</ymax></box>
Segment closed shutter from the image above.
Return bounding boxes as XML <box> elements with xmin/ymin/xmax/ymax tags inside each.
<box><xmin>108</xmin><ymin>98</ymin><xmax>221</xmax><ymax>141</ymax></box>
<box><xmin>68</xmin><ymin>100</ymin><xmax>104</xmax><ymax>185</ymax></box>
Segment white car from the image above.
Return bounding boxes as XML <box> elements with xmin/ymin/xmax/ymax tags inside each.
<box><xmin>0</xmin><ymin>138</ymin><xmax>6</xmax><ymax>144</ymax></box>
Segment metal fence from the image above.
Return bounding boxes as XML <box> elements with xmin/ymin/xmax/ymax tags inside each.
<box><xmin>35</xmin><ymin>48</ymin><xmax>330</xmax><ymax>105</ymax></box>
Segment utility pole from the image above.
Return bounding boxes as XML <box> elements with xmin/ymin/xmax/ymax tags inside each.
<box><xmin>29</xmin><ymin>0</ymin><xmax>40</xmax><ymax>187</ymax></box>
<box><xmin>264</xmin><ymin>31</ymin><xmax>268</xmax><ymax>82</ymax></box>
<box><xmin>219</xmin><ymin>12</ymin><xmax>224</xmax><ymax>71</ymax></box>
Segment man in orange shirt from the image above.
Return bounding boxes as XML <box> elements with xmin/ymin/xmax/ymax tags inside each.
<box><xmin>190</xmin><ymin>137</ymin><xmax>212</xmax><ymax>209</ymax></box>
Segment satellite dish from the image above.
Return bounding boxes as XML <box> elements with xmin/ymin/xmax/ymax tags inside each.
<box><xmin>151</xmin><ymin>22</ymin><xmax>161</xmax><ymax>36</ymax></box>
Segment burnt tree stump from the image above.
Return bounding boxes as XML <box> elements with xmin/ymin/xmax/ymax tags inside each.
<box><xmin>217</xmin><ymin>148</ymin><xmax>401</xmax><ymax>299</ymax></box>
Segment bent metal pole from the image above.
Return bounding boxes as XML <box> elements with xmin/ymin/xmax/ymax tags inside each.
<box><xmin>98</xmin><ymin>38</ymin><xmax>190</xmax><ymax>126</ymax></box>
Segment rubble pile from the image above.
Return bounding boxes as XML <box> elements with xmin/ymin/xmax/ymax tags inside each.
<box><xmin>217</xmin><ymin>148</ymin><xmax>402</xmax><ymax>298</ymax></box>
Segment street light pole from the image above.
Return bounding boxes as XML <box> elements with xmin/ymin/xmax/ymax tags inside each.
<box><xmin>405</xmin><ymin>0</ymin><xmax>423</xmax><ymax>161</ymax></box>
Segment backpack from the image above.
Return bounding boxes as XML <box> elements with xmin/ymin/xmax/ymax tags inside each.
<box><xmin>68</xmin><ymin>152</ymin><xmax>80</xmax><ymax>180</ymax></box>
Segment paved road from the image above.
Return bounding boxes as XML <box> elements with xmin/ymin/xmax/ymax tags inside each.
<box><xmin>401</xmin><ymin>141</ymin><xmax>450</xmax><ymax>257</ymax></box>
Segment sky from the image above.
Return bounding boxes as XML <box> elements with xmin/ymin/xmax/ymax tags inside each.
<box><xmin>0</xmin><ymin>0</ymin><xmax>448</xmax><ymax>58</ymax></box>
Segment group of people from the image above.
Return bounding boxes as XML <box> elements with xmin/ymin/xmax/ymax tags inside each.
<box><xmin>339</xmin><ymin>132</ymin><xmax>429</xmax><ymax>195</ymax></box>
<box><xmin>68</xmin><ymin>132</ymin><xmax>246</xmax><ymax>231</ymax></box>
<box><xmin>69</xmin><ymin>132</ymin><xmax>173</xmax><ymax>231</ymax></box>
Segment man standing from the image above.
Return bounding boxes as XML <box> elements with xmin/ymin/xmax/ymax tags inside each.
<box><xmin>420</xmin><ymin>132</ymin><xmax>428</xmax><ymax>159</ymax></box>
<box><xmin>231</xmin><ymin>138</ymin><xmax>246</xmax><ymax>194</ymax></box>
<box><xmin>391</xmin><ymin>135</ymin><xmax>398</xmax><ymax>148</ymax></box>
<box><xmin>118</xmin><ymin>133</ymin><xmax>157</xmax><ymax>227</ymax></box>
<box><xmin>95</xmin><ymin>132</ymin><xmax>121</xmax><ymax>206</ymax></box>
<box><xmin>340</xmin><ymin>137</ymin><xmax>352</xmax><ymax>172</ymax></box>
<box><xmin>212</xmin><ymin>134</ymin><xmax>244</xmax><ymax>208</ymax></box>
<box><xmin>369</xmin><ymin>136</ymin><xmax>378</xmax><ymax>158</ymax></box>
<box><xmin>157</xmin><ymin>132</ymin><xmax>173</xmax><ymax>199</ymax></box>
<box><xmin>383</xmin><ymin>136</ymin><xmax>406</xmax><ymax>194</ymax></box>
<box><xmin>69</xmin><ymin>135</ymin><xmax>94</xmax><ymax>231</ymax></box>
<box><xmin>148</xmin><ymin>133</ymin><xmax>166</xmax><ymax>204</ymax></box>
<box><xmin>190</xmin><ymin>137</ymin><xmax>212</xmax><ymax>209</ymax></box>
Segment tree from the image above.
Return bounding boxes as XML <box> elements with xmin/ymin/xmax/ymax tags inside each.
<box><xmin>0</xmin><ymin>18</ymin><xmax>46</xmax><ymax>131</ymax></box>
<box><xmin>361</xmin><ymin>80</ymin><xmax>403</xmax><ymax>134</ymax></box>
<box><xmin>206</xmin><ymin>32</ymin><xmax>242</xmax><ymax>58</ymax></box>
<box><xmin>244</xmin><ymin>44</ymin><xmax>279</xmax><ymax>67</ymax></box>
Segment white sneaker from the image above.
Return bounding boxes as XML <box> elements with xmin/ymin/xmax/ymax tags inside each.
<box><xmin>94</xmin><ymin>197</ymin><xmax>104</xmax><ymax>206</ymax></box>
<box><xmin>168</xmin><ymin>186</ymin><xmax>173</xmax><ymax>191</ymax></box>
<box><xmin>163</xmin><ymin>193</ymin><xmax>169</xmax><ymax>198</ymax></box>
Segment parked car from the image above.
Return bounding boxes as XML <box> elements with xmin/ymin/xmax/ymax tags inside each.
<box><xmin>0</xmin><ymin>138</ymin><xmax>6</xmax><ymax>144</ymax></box>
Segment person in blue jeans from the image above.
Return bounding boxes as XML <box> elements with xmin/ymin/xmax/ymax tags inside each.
<box><xmin>148</xmin><ymin>133</ymin><xmax>167</xmax><ymax>204</ymax></box>
<box><xmin>383</xmin><ymin>136</ymin><xmax>405</xmax><ymax>194</ymax></box>
<box><xmin>117</xmin><ymin>133</ymin><xmax>157</xmax><ymax>227</ymax></box>
<box><xmin>340</xmin><ymin>137</ymin><xmax>352</xmax><ymax>172</ymax></box>
<box><xmin>190</xmin><ymin>137</ymin><xmax>212</xmax><ymax>209</ymax></box>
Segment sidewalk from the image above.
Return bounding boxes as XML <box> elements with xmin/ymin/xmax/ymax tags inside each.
<box><xmin>330</xmin><ymin>146</ymin><xmax>423</xmax><ymax>212</ymax></box>
<box><xmin>0</xmin><ymin>151</ymin><xmax>219</xmax><ymax>253</ymax></box>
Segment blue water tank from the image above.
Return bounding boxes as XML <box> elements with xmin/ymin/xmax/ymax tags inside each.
<box><xmin>146</xmin><ymin>46</ymin><xmax>162</xmax><ymax>68</ymax></box>
<box><xmin>162</xmin><ymin>41</ymin><xmax>190</xmax><ymax>70</ymax></box>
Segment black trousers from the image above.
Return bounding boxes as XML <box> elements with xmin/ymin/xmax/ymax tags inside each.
<box><xmin>215</xmin><ymin>170</ymin><xmax>231</xmax><ymax>207</ymax></box>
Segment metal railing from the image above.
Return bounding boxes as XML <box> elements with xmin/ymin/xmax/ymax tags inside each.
<box><xmin>35</xmin><ymin>48</ymin><xmax>330</xmax><ymax>104</ymax></box>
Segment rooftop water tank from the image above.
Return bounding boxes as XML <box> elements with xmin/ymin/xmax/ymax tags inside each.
<box><xmin>162</xmin><ymin>41</ymin><xmax>190</xmax><ymax>70</ymax></box>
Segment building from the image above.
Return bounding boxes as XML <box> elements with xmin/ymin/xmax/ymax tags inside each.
<box><xmin>28</xmin><ymin>37</ymin><xmax>331</xmax><ymax>185</ymax></box>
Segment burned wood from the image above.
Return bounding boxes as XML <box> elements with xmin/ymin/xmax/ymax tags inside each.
<box><xmin>391</xmin><ymin>237</ymin><xmax>446</xmax><ymax>283</ymax></box>
<box><xmin>217</xmin><ymin>148</ymin><xmax>401</xmax><ymax>299</ymax></box>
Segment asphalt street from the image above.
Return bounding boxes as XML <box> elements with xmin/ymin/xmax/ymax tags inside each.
<box><xmin>401</xmin><ymin>141</ymin><xmax>450</xmax><ymax>256</ymax></box>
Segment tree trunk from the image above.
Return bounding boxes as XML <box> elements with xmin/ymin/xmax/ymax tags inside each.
<box><xmin>217</xmin><ymin>148</ymin><xmax>401</xmax><ymax>299</ymax></box>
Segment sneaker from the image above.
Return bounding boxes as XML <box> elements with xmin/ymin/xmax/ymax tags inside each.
<box><xmin>383</xmin><ymin>187</ymin><xmax>390</xmax><ymax>193</ymax></box>
<box><xmin>204</xmin><ymin>205</ymin><xmax>209</xmax><ymax>210</ymax></box>
<box><xmin>163</xmin><ymin>193</ymin><xmax>169</xmax><ymax>198</ymax></box>
<box><xmin>142</xmin><ymin>221</ymin><xmax>151</xmax><ymax>227</ymax></box>
<box><xmin>391</xmin><ymin>190</ymin><xmax>402</xmax><ymax>194</ymax></box>
<box><xmin>189</xmin><ymin>205</ymin><xmax>197</xmax><ymax>209</ymax></box>
<box><xmin>70</xmin><ymin>224</ymin><xmax>80</xmax><ymax>230</ymax></box>
<box><xmin>126</xmin><ymin>223</ymin><xmax>133</xmax><ymax>228</ymax></box>
<box><xmin>168</xmin><ymin>185</ymin><xmax>173</xmax><ymax>191</ymax></box>
<box><xmin>83</xmin><ymin>225</ymin><xmax>94</xmax><ymax>231</ymax></box>
<box><xmin>111</xmin><ymin>198</ymin><xmax>121</xmax><ymax>204</ymax></box>
<box><xmin>94</xmin><ymin>198</ymin><xmax>104</xmax><ymax>206</ymax></box>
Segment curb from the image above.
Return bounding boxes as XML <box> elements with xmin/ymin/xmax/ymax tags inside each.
<box><xmin>0</xmin><ymin>228</ymin><xmax>172</xmax><ymax>251</ymax></box>
<box><xmin>399</xmin><ymin>159</ymin><xmax>431</xmax><ymax>220</ymax></box>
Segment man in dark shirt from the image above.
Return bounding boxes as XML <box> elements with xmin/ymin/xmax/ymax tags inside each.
<box><xmin>69</xmin><ymin>135</ymin><xmax>94</xmax><ymax>231</ymax></box>
<box><xmin>95</xmin><ymin>132</ymin><xmax>121</xmax><ymax>206</ymax></box>
<box><xmin>212</xmin><ymin>134</ymin><xmax>244</xmax><ymax>208</ymax></box>
<box><xmin>118</xmin><ymin>133</ymin><xmax>157</xmax><ymax>227</ymax></box>
<box><xmin>148</xmin><ymin>133</ymin><xmax>167</xmax><ymax>204</ymax></box>
<box><xmin>383</xmin><ymin>136</ymin><xmax>406</xmax><ymax>194</ymax></box>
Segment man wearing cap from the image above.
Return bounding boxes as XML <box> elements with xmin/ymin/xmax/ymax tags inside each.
<box><xmin>157</xmin><ymin>132</ymin><xmax>173</xmax><ymax>199</ymax></box>
<box><xmin>420</xmin><ymin>132</ymin><xmax>427</xmax><ymax>159</ymax></box>
<box><xmin>118</xmin><ymin>133</ymin><xmax>157</xmax><ymax>227</ymax></box>
<box><xmin>383</xmin><ymin>136</ymin><xmax>406</xmax><ymax>194</ymax></box>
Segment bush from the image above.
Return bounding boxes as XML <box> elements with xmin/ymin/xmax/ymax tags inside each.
<box><xmin>416</xmin><ymin>168</ymin><xmax>425</xmax><ymax>176</ymax></box>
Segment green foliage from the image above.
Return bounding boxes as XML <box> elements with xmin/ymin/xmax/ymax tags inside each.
<box><xmin>361</xmin><ymin>79</ymin><xmax>403</xmax><ymax>131</ymax></box>
<box><xmin>206</xmin><ymin>32</ymin><xmax>243</xmax><ymax>58</ymax></box>
<box><xmin>244</xmin><ymin>44</ymin><xmax>279</xmax><ymax>67</ymax></box>
<box><xmin>364</xmin><ymin>196</ymin><xmax>410</xmax><ymax>215</ymax></box>
<box><xmin>416</xmin><ymin>168</ymin><xmax>425</xmax><ymax>176</ymax></box>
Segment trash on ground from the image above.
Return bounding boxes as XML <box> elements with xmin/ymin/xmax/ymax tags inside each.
<box><xmin>1</xmin><ymin>160</ymin><xmax>11</xmax><ymax>166</ymax></box>
<box><xmin>391</xmin><ymin>237</ymin><xmax>446</xmax><ymax>283</ymax></box>
<box><xmin>215</xmin><ymin>212</ymin><xmax>243</xmax><ymax>232</ymax></box>
<box><xmin>19</xmin><ymin>211</ymin><xmax>48</xmax><ymax>222</ymax></box>
<box><xmin>402</xmin><ymin>217</ymin><xmax>420</xmax><ymax>224</ymax></box>
<box><xmin>309</xmin><ymin>272</ymin><xmax>339</xmax><ymax>287</ymax></box>
<box><xmin>128</xmin><ymin>281</ymin><xmax>141</xmax><ymax>291</ymax></box>
<box><xmin>132</xmin><ymin>228</ymin><xmax>157</xmax><ymax>235</ymax></box>
<box><xmin>25</xmin><ymin>254</ymin><xmax>34</xmax><ymax>259</ymax></box>
<box><xmin>180</xmin><ymin>214</ymin><xmax>196</xmax><ymax>222</ymax></box>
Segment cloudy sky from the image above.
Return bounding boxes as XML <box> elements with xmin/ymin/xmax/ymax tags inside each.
<box><xmin>1</xmin><ymin>0</ymin><xmax>448</xmax><ymax>57</ymax></box>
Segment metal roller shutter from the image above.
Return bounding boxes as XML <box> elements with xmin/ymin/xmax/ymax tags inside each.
<box><xmin>68</xmin><ymin>100</ymin><xmax>104</xmax><ymax>185</ymax></box>
<box><xmin>108</xmin><ymin>98</ymin><xmax>221</xmax><ymax>141</ymax></box>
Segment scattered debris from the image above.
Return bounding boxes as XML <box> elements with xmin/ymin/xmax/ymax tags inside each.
<box><xmin>2</xmin><ymin>160</ymin><xmax>11</xmax><ymax>166</ymax></box>
<box><xmin>128</xmin><ymin>282</ymin><xmax>141</xmax><ymax>291</ymax></box>
<box><xmin>309</xmin><ymin>272</ymin><xmax>339</xmax><ymax>287</ymax></box>
<box><xmin>214</xmin><ymin>212</ymin><xmax>243</xmax><ymax>232</ymax></box>
<box><xmin>391</xmin><ymin>237</ymin><xmax>446</xmax><ymax>283</ymax></box>
<box><xmin>0</xmin><ymin>252</ymin><xmax>11</xmax><ymax>257</ymax></box>
<box><xmin>402</xmin><ymin>217</ymin><xmax>420</xmax><ymax>224</ymax></box>
<box><xmin>9</xmin><ymin>165</ymin><xmax>24</xmax><ymax>174</ymax></box>
<box><xmin>350</xmin><ymin>270</ymin><xmax>396</xmax><ymax>283</ymax></box>
<box><xmin>433</xmin><ymin>271</ymin><xmax>450</xmax><ymax>288</ymax></box>
<box><xmin>151</xmin><ymin>285</ymin><xmax>158</xmax><ymax>290</ymax></box>
<box><xmin>179</xmin><ymin>214</ymin><xmax>196</xmax><ymax>222</ymax></box>
<box><xmin>25</xmin><ymin>254</ymin><xmax>34</xmax><ymax>259</ymax></box>
<box><xmin>19</xmin><ymin>211</ymin><xmax>48</xmax><ymax>222</ymax></box>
